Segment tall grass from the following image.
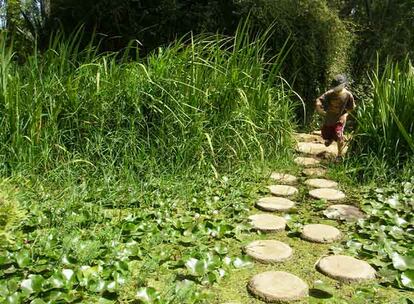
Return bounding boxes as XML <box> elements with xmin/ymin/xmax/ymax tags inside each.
<box><xmin>351</xmin><ymin>59</ymin><xmax>414</xmax><ymax>177</ymax></box>
<box><xmin>0</xmin><ymin>23</ymin><xmax>296</xmax><ymax>174</ymax></box>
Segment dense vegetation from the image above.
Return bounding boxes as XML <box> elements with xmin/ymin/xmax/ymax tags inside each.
<box><xmin>350</xmin><ymin>59</ymin><xmax>414</xmax><ymax>178</ymax></box>
<box><xmin>0</xmin><ymin>1</ymin><xmax>413</xmax><ymax>303</ymax></box>
<box><xmin>0</xmin><ymin>26</ymin><xmax>295</xmax><ymax>172</ymax></box>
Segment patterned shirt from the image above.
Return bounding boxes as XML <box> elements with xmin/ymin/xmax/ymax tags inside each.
<box><xmin>318</xmin><ymin>89</ymin><xmax>355</xmax><ymax>125</ymax></box>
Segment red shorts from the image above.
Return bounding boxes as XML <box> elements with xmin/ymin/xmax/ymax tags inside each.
<box><xmin>321</xmin><ymin>123</ymin><xmax>344</xmax><ymax>142</ymax></box>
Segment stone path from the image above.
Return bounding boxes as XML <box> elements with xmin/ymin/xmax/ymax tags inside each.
<box><xmin>256</xmin><ymin>197</ymin><xmax>295</xmax><ymax>212</ymax></box>
<box><xmin>267</xmin><ymin>185</ymin><xmax>298</xmax><ymax>197</ymax></box>
<box><xmin>245</xmin><ymin>240</ymin><xmax>293</xmax><ymax>263</ymax></box>
<box><xmin>237</xmin><ymin>132</ymin><xmax>374</xmax><ymax>303</ymax></box>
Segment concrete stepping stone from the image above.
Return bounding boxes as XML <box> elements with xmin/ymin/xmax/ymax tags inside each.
<box><xmin>256</xmin><ymin>197</ymin><xmax>295</xmax><ymax>212</ymax></box>
<box><xmin>323</xmin><ymin>204</ymin><xmax>364</xmax><ymax>221</ymax></box>
<box><xmin>312</xmin><ymin>130</ymin><xmax>322</xmax><ymax>136</ymax></box>
<box><xmin>248</xmin><ymin>271</ymin><xmax>309</xmax><ymax>302</ymax></box>
<box><xmin>293</xmin><ymin>133</ymin><xmax>323</xmax><ymax>143</ymax></box>
<box><xmin>316</xmin><ymin>255</ymin><xmax>376</xmax><ymax>282</ymax></box>
<box><xmin>303</xmin><ymin>167</ymin><xmax>327</xmax><ymax>177</ymax></box>
<box><xmin>270</xmin><ymin>172</ymin><xmax>297</xmax><ymax>184</ymax></box>
<box><xmin>248</xmin><ymin>214</ymin><xmax>286</xmax><ymax>232</ymax></box>
<box><xmin>296</xmin><ymin>142</ymin><xmax>337</xmax><ymax>156</ymax></box>
<box><xmin>245</xmin><ymin>240</ymin><xmax>293</xmax><ymax>263</ymax></box>
<box><xmin>267</xmin><ymin>185</ymin><xmax>298</xmax><ymax>197</ymax></box>
<box><xmin>301</xmin><ymin>224</ymin><xmax>341</xmax><ymax>243</ymax></box>
<box><xmin>309</xmin><ymin>188</ymin><xmax>345</xmax><ymax>201</ymax></box>
<box><xmin>294</xmin><ymin>157</ymin><xmax>320</xmax><ymax>167</ymax></box>
<box><xmin>305</xmin><ymin>178</ymin><xmax>338</xmax><ymax>189</ymax></box>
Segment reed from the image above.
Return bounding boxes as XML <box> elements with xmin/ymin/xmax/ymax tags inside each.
<box><xmin>351</xmin><ymin>58</ymin><xmax>414</xmax><ymax>176</ymax></box>
<box><xmin>0</xmin><ymin>23</ymin><xmax>296</xmax><ymax>174</ymax></box>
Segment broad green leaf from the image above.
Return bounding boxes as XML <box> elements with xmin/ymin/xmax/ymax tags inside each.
<box><xmin>201</xmin><ymin>271</ymin><xmax>218</xmax><ymax>285</ymax></box>
<box><xmin>214</xmin><ymin>244</ymin><xmax>228</xmax><ymax>255</ymax></box>
<box><xmin>106</xmin><ymin>281</ymin><xmax>117</xmax><ymax>293</ymax></box>
<box><xmin>185</xmin><ymin>258</ymin><xmax>207</xmax><ymax>276</ymax></box>
<box><xmin>392</xmin><ymin>253</ymin><xmax>414</xmax><ymax>271</ymax></box>
<box><xmin>6</xmin><ymin>292</ymin><xmax>21</xmax><ymax>304</ymax></box>
<box><xmin>7</xmin><ymin>278</ymin><xmax>19</xmax><ymax>294</ymax></box>
<box><xmin>48</xmin><ymin>273</ymin><xmax>65</xmax><ymax>289</ymax></box>
<box><xmin>15</xmin><ymin>251</ymin><xmax>31</xmax><ymax>268</ymax></box>
<box><xmin>385</xmin><ymin>196</ymin><xmax>400</xmax><ymax>209</ymax></box>
<box><xmin>21</xmin><ymin>275</ymin><xmax>44</xmax><ymax>295</ymax></box>
<box><xmin>0</xmin><ymin>254</ymin><xmax>13</xmax><ymax>266</ymax></box>
<box><xmin>174</xmin><ymin>280</ymin><xmax>196</xmax><ymax>298</ymax></box>
<box><xmin>0</xmin><ymin>281</ymin><xmax>9</xmax><ymax>298</ymax></box>
<box><xmin>86</xmin><ymin>278</ymin><xmax>106</xmax><ymax>293</ymax></box>
<box><xmin>136</xmin><ymin>287</ymin><xmax>160</xmax><ymax>303</ymax></box>
<box><xmin>400</xmin><ymin>270</ymin><xmax>414</xmax><ymax>289</ymax></box>
<box><xmin>232</xmin><ymin>256</ymin><xmax>253</xmax><ymax>269</ymax></box>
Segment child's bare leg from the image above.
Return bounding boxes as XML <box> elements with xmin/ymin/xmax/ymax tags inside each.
<box><xmin>337</xmin><ymin>139</ymin><xmax>344</xmax><ymax>157</ymax></box>
<box><xmin>324</xmin><ymin>139</ymin><xmax>333</xmax><ymax>147</ymax></box>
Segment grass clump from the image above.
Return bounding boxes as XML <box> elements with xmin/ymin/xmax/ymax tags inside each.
<box><xmin>0</xmin><ymin>23</ymin><xmax>296</xmax><ymax>174</ymax></box>
<box><xmin>349</xmin><ymin>59</ymin><xmax>414</xmax><ymax>179</ymax></box>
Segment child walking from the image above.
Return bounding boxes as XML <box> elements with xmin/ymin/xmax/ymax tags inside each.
<box><xmin>315</xmin><ymin>74</ymin><xmax>355</xmax><ymax>158</ymax></box>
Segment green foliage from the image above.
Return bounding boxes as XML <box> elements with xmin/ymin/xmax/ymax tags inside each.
<box><xmin>350</xmin><ymin>58</ymin><xmax>414</xmax><ymax>176</ymax></box>
<box><xmin>338</xmin><ymin>0</ymin><xmax>414</xmax><ymax>77</ymax></box>
<box><xmin>0</xmin><ymin>169</ymin><xmax>260</xmax><ymax>303</ymax></box>
<box><xmin>0</xmin><ymin>25</ymin><xmax>295</xmax><ymax>173</ymax></box>
<box><xmin>347</xmin><ymin>179</ymin><xmax>414</xmax><ymax>291</ymax></box>
<box><xmin>0</xmin><ymin>180</ymin><xmax>26</xmax><ymax>246</ymax></box>
<box><xmin>237</xmin><ymin>0</ymin><xmax>354</xmax><ymax>110</ymax></box>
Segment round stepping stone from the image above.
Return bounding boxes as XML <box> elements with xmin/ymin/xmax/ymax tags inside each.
<box><xmin>301</xmin><ymin>224</ymin><xmax>341</xmax><ymax>243</ymax></box>
<box><xmin>316</xmin><ymin>255</ymin><xmax>376</xmax><ymax>282</ymax></box>
<box><xmin>309</xmin><ymin>188</ymin><xmax>345</xmax><ymax>201</ymax></box>
<box><xmin>248</xmin><ymin>271</ymin><xmax>309</xmax><ymax>302</ymax></box>
<box><xmin>305</xmin><ymin>178</ymin><xmax>338</xmax><ymax>189</ymax></box>
<box><xmin>303</xmin><ymin>167</ymin><xmax>327</xmax><ymax>177</ymax></box>
<box><xmin>256</xmin><ymin>197</ymin><xmax>295</xmax><ymax>212</ymax></box>
<box><xmin>296</xmin><ymin>142</ymin><xmax>336</xmax><ymax>156</ymax></box>
<box><xmin>294</xmin><ymin>157</ymin><xmax>320</xmax><ymax>167</ymax></box>
<box><xmin>245</xmin><ymin>240</ymin><xmax>293</xmax><ymax>263</ymax></box>
<box><xmin>293</xmin><ymin>133</ymin><xmax>323</xmax><ymax>143</ymax></box>
<box><xmin>270</xmin><ymin>172</ymin><xmax>297</xmax><ymax>184</ymax></box>
<box><xmin>323</xmin><ymin>204</ymin><xmax>364</xmax><ymax>221</ymax></box>
<box><xmin>267</xmin><ymin>185</ymin><xmax>298</xmax><ymax>197</ymax></box>
<box><xmin>248</xmin><ymin>214</ymin><xmax>286</xmax><ymax>232</ymax></box>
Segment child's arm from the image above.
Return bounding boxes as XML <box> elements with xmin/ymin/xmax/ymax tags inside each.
<box><xmin>315</xmin><ymin>94</ymin><xmax>327</xmax><ymax>116</ymax></box>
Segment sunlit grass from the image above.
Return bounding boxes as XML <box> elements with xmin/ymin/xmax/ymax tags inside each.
<box><xmin>0</xmin><ymin>22</ymin><xmax>296</xmax><ymax>175</ymax></box>
<box><xmin>349</xmin><ymin>58</ymin><xmax>414</xmax><ymax>179</ymax></box>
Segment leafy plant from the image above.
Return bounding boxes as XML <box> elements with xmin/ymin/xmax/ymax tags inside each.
<box><xmin>0</xmin><ymin>180</ymin><xmax>26</xmax><ymax>246</ymax></box>
<box><xmin>347</xmin><ymin>179</ymin><xmax>414</xmax><ymax>290</ymax></box>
